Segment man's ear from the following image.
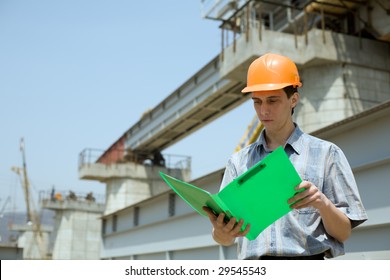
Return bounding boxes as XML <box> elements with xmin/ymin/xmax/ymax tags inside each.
<box><xmin>291</xmin><ymin>92</ymin><xmax>299</xmax><ymax>109</ymax></box>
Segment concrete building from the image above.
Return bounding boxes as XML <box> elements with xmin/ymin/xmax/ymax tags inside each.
<box><xmin>79</xmin><ymin>0</ymin><xmax>390</xmax><ymax>259</ymax></box>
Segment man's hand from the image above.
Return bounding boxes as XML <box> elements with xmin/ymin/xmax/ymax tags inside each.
<box><xmin>288</xmin><ymin>181</ymin><xmax>327</xmax><ymax>210</ymax></box>
<box><xmin>202</xmin><ymin>206</ymin><xmax>250</xmax><ymax>246</ymax></box>
<box><xmin>287</xmin><ymin>181</ymin><xmax>352</xmax><ymax>242</ymax></box>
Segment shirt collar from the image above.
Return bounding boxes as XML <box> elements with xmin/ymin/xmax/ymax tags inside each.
<box><xmin>256</xmin><ymin>123</ymin><xmax>303</xmax><ymax>155</ymax></box>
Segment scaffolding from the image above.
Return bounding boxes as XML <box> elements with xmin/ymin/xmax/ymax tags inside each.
<box><xmin>202</xmin><ymin>0</ymin><xmax>390</xmax><ymax>60</ymax></box>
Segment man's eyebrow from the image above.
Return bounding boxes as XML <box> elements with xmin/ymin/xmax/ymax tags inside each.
<box><xmin>267</xmin><ymin>96</ymin><xmax>281</xmax><ymax>99</ymax></box>
<box><xmin>251</xmin><ymin>96</ymin><xmax>281</xmax><ymax>100</ymax></box>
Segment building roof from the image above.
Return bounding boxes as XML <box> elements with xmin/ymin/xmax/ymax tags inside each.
<box><xmin>312</xmin><ymin>100</ymin><xmax>390</xmax><ymax>139</ymax></box>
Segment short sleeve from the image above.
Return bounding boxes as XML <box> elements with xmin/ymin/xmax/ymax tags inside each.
<box><xmin>323</xmin><ymin>145</ymin><xmax>368</xmax><ymax>228</ymax></box>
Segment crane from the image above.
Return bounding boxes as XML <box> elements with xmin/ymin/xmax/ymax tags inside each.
<box><xmin>0</xmin><ymin>196</ymin><xmax>11</xmax><ymax>218</ymax></box>
<box><xmin>11</xmin><ymin>138</ymin><xmax>48</xmax><ymax>259</ymax></box>
<box><xmin>234</xmin><ymin>115</ymin><xmax>263</xmax><ymax>152</ymax></box>
<box><xmin>0</xmin><ymin>196</ymin><xmax>11</xmax><ymax>242</ymax></box>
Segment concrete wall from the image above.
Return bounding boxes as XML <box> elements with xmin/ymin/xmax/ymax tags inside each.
<box><xmin>52</xmin><ymin>209</ymin><xmax>102</xmax><ymax>259</ymax></box>
<box><xmin>296</xmin><ymin>62</ymin><xmax>390</xmax><ymax>132</ymax></box>
<box><xmin>313</xmin><ymin>103</ymin><xmax>390</xmax><ymax>259</ymax></box>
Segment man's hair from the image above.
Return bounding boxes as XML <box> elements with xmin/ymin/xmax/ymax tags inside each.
<box><xmin>283</xmin><ymin>86</ymin><xmax>298</xmax><ymax>115</ymax></box>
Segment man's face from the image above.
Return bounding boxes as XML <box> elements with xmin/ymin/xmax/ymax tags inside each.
<box><xmin>251</xmin><ymin>89</ymin><xmax>298</xmax><ymax>131</ymax></box>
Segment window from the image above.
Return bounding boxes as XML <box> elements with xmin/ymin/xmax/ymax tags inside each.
<box><xmin>134</xmin><ymin>207</ymin><xmax>139</xmax><ymax>226</ymax></box>
<box><xmin>102</xmin><ymin>219</ymin><xmax>106</xmax><ymax>235</ymax></box>
<box><xmin>168</xmin><ymin>193</ymin><xmax>175</xmax><ymax>217</ymax></box>
<box><xmin>112</xmin><ymin>215</ymin><xmax>117</xmax><ymax>232</ymax></box>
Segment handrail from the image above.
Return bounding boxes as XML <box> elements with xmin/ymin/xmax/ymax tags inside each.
<box><xmin>78</xmin><ymin>148</ymin><xmax>191</xmax><ymax>171</ymax></box>
<box><xmin>39</xmin><ymin>189</ymin><xmax>106</xmax><ymax>205</ymax></box>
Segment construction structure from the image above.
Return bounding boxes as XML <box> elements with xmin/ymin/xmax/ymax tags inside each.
<box><xmin>7</xmin><ymin>139</ymin><xmax>105</xmax><ymax>260</ymax></box>
<box><xmin>40</xmin><ymin>190</ymin><xmax>105</xmax><ymax>259</ymax></box>
<box><xmin>79</xmin><ymin>0</ymin><xmax>390</xmax><ymax>259</ymax></box>
<box><xmin>0</xmin><ymin>196</ymin><xmax>11</xmax><ymax>243</ymax></box>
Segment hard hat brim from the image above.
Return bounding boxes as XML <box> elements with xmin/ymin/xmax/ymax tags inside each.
<box><xmin>241</xmin><ymin>82</ymin><xmax>302</xmax><ymax>93</ymax></box>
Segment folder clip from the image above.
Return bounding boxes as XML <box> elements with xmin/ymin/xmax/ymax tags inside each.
<box><xmin>237</xmin><ymin>163</ymin><xmax>266</xmax><ymax>186</ymax></box>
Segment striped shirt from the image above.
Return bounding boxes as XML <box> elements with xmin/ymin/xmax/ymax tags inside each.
<box><xmin>220</xmin><ymin>125</ymin><xmax>367</xmax><ymax>259</ymax></box>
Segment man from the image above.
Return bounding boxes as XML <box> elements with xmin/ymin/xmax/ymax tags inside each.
<box><xmin>203</xmin><ymin>53</ymin><xmax>367</xmax><ymax>260</ymax></box>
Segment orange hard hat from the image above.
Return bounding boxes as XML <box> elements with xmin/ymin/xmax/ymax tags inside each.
<box><xmin>241</xmin><ymin>53</ymin><xmax>302</xmax><ymax>93</ymax></box>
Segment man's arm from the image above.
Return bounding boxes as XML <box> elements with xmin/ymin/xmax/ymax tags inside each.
<box><xmin>288</xmin><ymin>181</ymin><xmax>352</xmax><ymax>242</ymax></box>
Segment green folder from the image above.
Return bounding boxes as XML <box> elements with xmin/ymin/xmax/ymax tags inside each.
<box><xmin>159</xmin><ymin>146</ymin><xmax>302</xmax><ymax>240</ymax></box>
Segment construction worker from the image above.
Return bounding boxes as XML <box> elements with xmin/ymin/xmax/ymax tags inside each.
<box><xmin>85</xmin><ymin>192</ymin><xmax>95</xmax><ymax>202</ymax></box>
<box><xmin>203</xmin><ymin>53</ymin><xmax>367</xmax><ymax>260</ymax></box>
<box><xmin>54</xmin><ymin>193</ymin><xmax>63</xmax><ymax>201</ymax></box>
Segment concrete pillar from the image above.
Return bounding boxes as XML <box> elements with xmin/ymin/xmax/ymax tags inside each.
<box><xmin>41</xmin><ymin>199</ymin><xmax>104</xmax><ymax>259</ymax></box>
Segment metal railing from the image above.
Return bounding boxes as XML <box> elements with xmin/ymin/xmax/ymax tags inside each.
<box><xmin>204</xmin><ymin>0</ymin><xmax>377</xmax><ymax>57</ymax></box>
<box><xmin>39</xmin><ymin>189</ymin><xmax>105</xmax><ymax>205</ymax></box>
<box><xmin>78</xmin><ymin>148</ymin><xmax>191</xmax><ymax>171</ymax></box>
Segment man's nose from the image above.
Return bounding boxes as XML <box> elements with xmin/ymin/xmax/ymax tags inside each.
<box><xmin>260</xmin><ymin>104</ymin><xmax>269</xmax><ymax>116</ymax></box>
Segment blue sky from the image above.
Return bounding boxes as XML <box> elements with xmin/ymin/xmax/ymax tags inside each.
<box><xmin>0</xmin><ymin>0</ymin><xmax>255</xmax><ymax>212</ymax></box>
